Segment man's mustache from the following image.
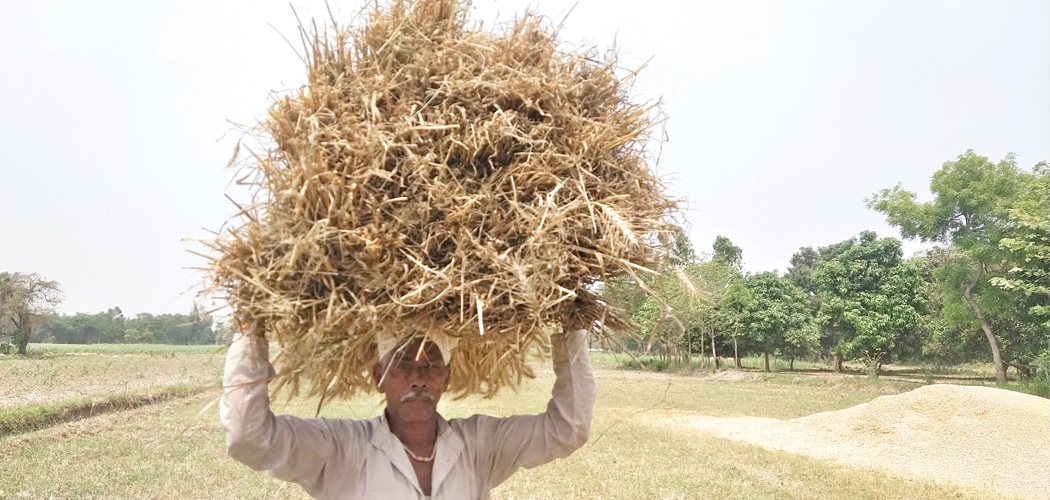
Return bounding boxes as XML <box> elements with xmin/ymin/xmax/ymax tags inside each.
<box><xmin>400</xmin><ymin>388</ymin><xmax>435</xmax><ymax>403</ymax></box>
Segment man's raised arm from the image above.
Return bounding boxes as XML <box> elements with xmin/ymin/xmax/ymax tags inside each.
<box><xmin>474</xmin><ymin>326</ymin><xmax>599</xmax><ymax>488</ymax></box>
<box><xmin>220</xmin><ymin>333</ymin><xmax>337</xmax><ymax>493</ymax></box>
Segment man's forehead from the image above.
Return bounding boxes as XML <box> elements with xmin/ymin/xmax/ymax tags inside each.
<box><xmin>393</xmin><ymin>339</ymin><xmax>444</xmax><ymax>363</ymax></box>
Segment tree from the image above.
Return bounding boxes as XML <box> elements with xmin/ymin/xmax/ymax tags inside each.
<box><xmin>781</xmin><ymin>322</ymin><xmax>820</xmax><ymax>370</ymax></box>
<box><xmin>600</xmin><ymin>226</ymin><xmax>700</xmax><ymax>357</ymax></box>
<box><xmin>46</xmin><ymin>312</ymin><xmax>108</xmax><ymax>344</ymax></box>
<box><xmin>632</xmin><ymin>262</ymin><xmax>704</xmax><ymax>359</ymax></box>
<box><xmin>737</xmin><ymin>272</ymin><xmax>816</xmax><ymax>371</ymax></box>
<box><xmin>0</xmin><ymin>272</ymin><xmax>63</xmax><ymax>355</ymax></box>
<box><xmin>787</xmin><ymin>240</ymin><xmax>865</xmax><ymax>366</ymax></box>
<box><xmin>667</xmin><ymin>227</ymin><xmax>699</xmax><ymax>268</ymax></box>
<box><xmin>715</xmin><ymin>279</ymin><xmax>753</xmax><ymax>368</ymax></box>
<box><xmin>989</xmin><ymin>164</ymin><xmax>1049</xmax><ymax>327</ymax></box>
<box><xmin>712</xmin><ymin>235</ymin><xmax>743</xmax><ymax>270</ymax></box>
<box><xmin>124</xmin><ymin>327</ymin><xmax>154</xmax><ymax>343</ymax></box>
<box><xmin>680</xmin><ymin>236</ymin><xmax>745</xmax><ymax>368</ymax></box>
<box><xmin>812</xmin><ymin>231</ymin><xmax>926</xmax><ymax>375</ymax></box>
<box><xmin>679</xmin><ymin>259</ymin><xmax>742</xmax><ymax>368</ymax></box>
<box><xmin>786</xmin><ymin>241</ymin><xmax>855</xmax><ymax>297</ymax></box>
<box><xmin>632</xmin><ymin>271</ymin><xmax>689</xmax><ymax>357</ymax></box>
<box><xmin>95</xmin><ymin>307</ymin><xmax>126</xmax><ymax>343</ymax></box>
<box><xmin>785</xmin><ymin>246</ymin><xmax>820</xmax><ymax>297</ymax></box>
<box><xmin>868</xmin><ymin>150</ymin><xmax>1040</xmax><ymax>383</ymax></box>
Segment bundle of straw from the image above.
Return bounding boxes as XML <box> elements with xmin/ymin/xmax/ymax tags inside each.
<box><xmin>209</xmin><ymin>0</ymin><xmax>676</xmax><ymax>401</ymax></box>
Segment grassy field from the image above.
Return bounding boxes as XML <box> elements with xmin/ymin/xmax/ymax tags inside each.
<box><xmin>0</xmin><ymin>346</ymin><xmax>1025</xmax><ymax>499</ymax></box>
<box><xmin>26</xmin><ymin>343</ymin><xmax>225</xmax><ymax>356</ymax></box>
<box><xmin>598</xmin><ymin>352</ymin><xmax>1047</xmax><ymax>398</ymax></box>
<box><xmin>2</xmin><ymin>347</ymin><xmax>225</xmax><ymax>407</ymax></box>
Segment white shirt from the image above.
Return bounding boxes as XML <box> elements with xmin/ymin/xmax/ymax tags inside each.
<box><xmin>220</xmin><ymin>330</ymin><xmax>598</xmax><ymax>500</ymax></box>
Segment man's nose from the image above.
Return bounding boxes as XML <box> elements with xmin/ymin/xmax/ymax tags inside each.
<box><xmin>406</xmin><ymin>366</ymin><xmax>431</xmax><ymax>384</ymax></box>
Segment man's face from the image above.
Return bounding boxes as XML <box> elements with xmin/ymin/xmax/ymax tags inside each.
<box><xmin>374</xmin><ymin>340</ymin><xmax>449</xmax><ymax>425</ymax></box>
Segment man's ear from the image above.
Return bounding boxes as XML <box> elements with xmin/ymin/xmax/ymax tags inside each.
<box><xmin>372</xmin><ymin>363</ymin><xmax>384</xmax><ymax>390</ymax></box>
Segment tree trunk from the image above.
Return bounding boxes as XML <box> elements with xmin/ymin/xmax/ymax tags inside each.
<box><xmin>833</xmin><ymin>353</ymin><xmax>843</xmax><ymax>373</ymax></box>
<box><xmin>687</xmin><ymin>333</ymin><xmax>692</xmax><ymax>363</ymax></box>
<box><xmin>699</xmin><ymin>331</ymin><xmax>705</xmax><ymax>367</ymax></box>
<box><xmin>15</xmin><ymin>329</ymin><xmax>30</xmax><ymax>355</ymax></box>
<box><xmin>763</xmin><ymin>351</ymin><xmax>770</xmax><ymax>372</ymax></box>
<box><xmin>1007</xmin><ymin>363</ymin><xmax>1033</xmax><ymax>380</ymax></box>
<box><xmin>710</xmin><ymin>330</ymin><xmax>719</xmax><ymax>369</ymax></box>
<box><xmin>14</xmin><ymin>313</ymin><xmax>31</xmax><ymax>355</ymax></box>
<box><xmin>734</xmin><ymin>338</ymin><xmax>741</xmax><ymax>368</ymax></box>
<box><xmin>963</xmin><ymin>268</ymin><xmax>1007</xmax><ymax>384</ymax></box>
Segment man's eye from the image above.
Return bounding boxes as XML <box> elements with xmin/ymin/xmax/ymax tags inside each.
<box><xmin>396</xmin><ymin>362</ymin><xmax>437</xmax><ymax>372</ymax></box>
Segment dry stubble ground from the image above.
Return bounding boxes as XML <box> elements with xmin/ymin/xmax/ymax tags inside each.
<box><xmin>0</xmin><ymin>352</ymin><xmax>224</xmax><ymax>407</ymax></box>
<box><xmin>0</xmin><ymin>351</ymin><xmax>1044</xmax><ymax>499</ymax></box>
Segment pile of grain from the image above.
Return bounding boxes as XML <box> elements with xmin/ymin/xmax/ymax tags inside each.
<box><xmin>657</xmin><ymin>384</ymin><xmax>1049</xmax><ymax>499</ymax></box>
<box><xmin>207</xmin><ymin>0</ymin><xmax>675</xmax><ymax>401</ymax></box>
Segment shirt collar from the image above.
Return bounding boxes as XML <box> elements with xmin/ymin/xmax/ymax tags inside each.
<box><xmin>371</xmin><ymin>412</ymin><xmax>466</xmax><ymax>494</ymax></box>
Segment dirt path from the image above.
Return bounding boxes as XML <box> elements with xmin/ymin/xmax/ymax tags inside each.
<box><xmin>649</xmin><ymin>384</ymin><xmax>1049</xmax><ymax>500</ymax></box>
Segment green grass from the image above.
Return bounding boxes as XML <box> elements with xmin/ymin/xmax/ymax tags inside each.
<box><xmin>1003</xmin><ymin>377</ymin><xmax>1050</xmax><ymax>398</ymax></box>
<box><xmin>597</xmin><ymin>351</ymin><xmax>1049</xmax><ymax>398</ymax></box>
<box><xmin>598</xmin><ymin>352</ymin><xmax>847</xmax><ymax>373</ymax></box>
<box><xmin>26</xmin><ymin>343</ymin><xmax>224</xmax><ymax>356</ymax></box>
<box><xmin>0</xmin><ymin>383</ymin><xmax>205</xmax><ymax>436</ymax></box>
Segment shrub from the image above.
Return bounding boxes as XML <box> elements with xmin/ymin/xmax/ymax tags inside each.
<box><xmin>619</xmin><ymin>355</ymin><xmax>669</xmax><ymax>372</ymax></box>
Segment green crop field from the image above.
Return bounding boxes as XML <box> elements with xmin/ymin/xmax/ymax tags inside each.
<box><xmin>0</xmin><ymin>347</ymin><xmax>1019</xmax><ymax>499</ymax></box>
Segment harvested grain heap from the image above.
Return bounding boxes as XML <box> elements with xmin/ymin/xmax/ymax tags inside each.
<box><xmin>210</xmin><ymin>0</ymin><xmax>675</xmax><ymax>400</ymax></box>
<box><xmin>656</xmin><ymin>384</ymin><xmax>1050</xmax><ymax>499</ymax></box>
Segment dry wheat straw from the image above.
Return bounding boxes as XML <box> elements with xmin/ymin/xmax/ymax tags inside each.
<box><xmin>206</xmin><ymin>0</ymin><xmax>677</xmax><ymax>402</ymax></box>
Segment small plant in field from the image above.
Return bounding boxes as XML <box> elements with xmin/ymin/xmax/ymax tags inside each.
<box><xmin>618</xmin><ymin>357</ymin><xmax>642</xmax><ymax>370</ymax></box>
<box><xmin>1021</xmin><ymin>355</ymin><xmax>1050</xmax><ymax>397</ymax></box>
<box><xmin>0</xmin><ymin>342</ymin><xmax>12</xmax><ymax>355</ymax></box>
<box><xmin>1033</xmin><ymin>380</ymin><xmax>1049</xmax><ymax>398</ymax></box>
<box><xmin>921</xmin><ymin>366</ymin><xmax>935</xmax><ymax>384</ymax></box>
<box><xmin>42</xmin><ymin>366</ymin><xmax>59</xmax><ymax>387</ymax></box>
<box><xmin>619</xmin><ymin>355</ymin><xmax>669</xmax><ymax>371</ymax></box>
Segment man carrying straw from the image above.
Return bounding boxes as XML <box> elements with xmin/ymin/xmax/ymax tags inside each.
<box><xmin>221</xmin><ymin>323</ymin><xmax>596</xmax><ymax>498</ymax></box>
<box><xmin>211</xmin><ymin>0</ymin><xmax>674</xmax><ymax>497</ymax></box>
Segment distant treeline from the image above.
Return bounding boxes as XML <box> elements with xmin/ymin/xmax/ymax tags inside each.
<box><xmin>38</xmin><ymin>307</ymin><xmax>224</xmax><ymax>345</ymax></box>
<box><xmin>601</xmin><ymin>151</ymin><xmax>1048</xmax><ymax>384</ymax></box>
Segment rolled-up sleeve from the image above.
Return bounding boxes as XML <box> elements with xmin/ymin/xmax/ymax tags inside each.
<box><xmin>219</xmin><ymin>334</ymin><xmax>341</xmax><ymax>495</ymax></box>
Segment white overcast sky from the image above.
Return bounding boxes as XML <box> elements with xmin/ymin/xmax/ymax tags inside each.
<box><xmin>1</xmin><ymin>0</ymin><xmax>1047</xmax><ymax>316</ymax></box>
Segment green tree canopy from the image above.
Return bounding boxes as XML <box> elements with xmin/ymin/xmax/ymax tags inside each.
<box><xmin>715</xmin><ymin>279</ymin><xmax>753</xmax><ymax>368</ymax></box>
<box><xmin>868</xmin><ymin>150</ymin><xmax>1045</xmax><ymax>382</ymax></box>
<box><xmin>42</xmin><ymin>306</ymin><xmax>221</xmax><ymax>345</ymax></box>
<box><xmin>812</xmin><ymin>231</ymin><xmax>926</xmax><ymax>375</ymax></box>
<box><xmin>736</xmin><ymin>272</ymin><xmax>816</xmax><ymax>371</ymax></box>
<box><xmin>786</xmin><ymin>246</ymin><xmax>820</xmax><ymax>295</ymax></box>
<box><xmin>712</xmin><ymin>235</ymin><xmax>743</xmax><ymax>270</ymax></box>
<box><xmin>989</xmin><ymin>163</ymin><xmax>1049</xmax><ymax>326</ymax></box>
